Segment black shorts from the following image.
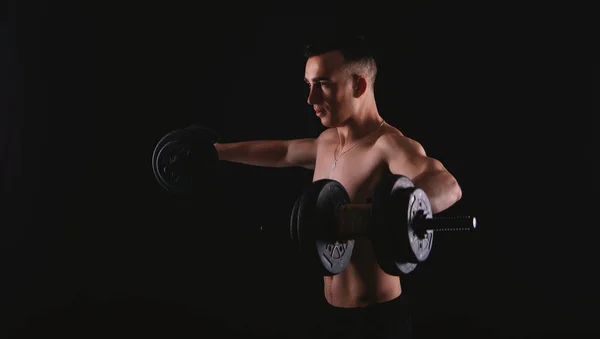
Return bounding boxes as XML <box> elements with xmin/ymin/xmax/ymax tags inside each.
<box><xmin>309</xmin><ymin>293</ymin><xmax>413</xmax><ymax>339</ymax></box>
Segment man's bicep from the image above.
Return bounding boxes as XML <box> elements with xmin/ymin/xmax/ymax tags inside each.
<box><xmin>284</xmin><ymin>138</ymin><xmax>317</xmax><ymax>169</ymax></box>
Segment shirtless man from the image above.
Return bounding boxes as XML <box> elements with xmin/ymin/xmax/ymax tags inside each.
<box><xmin>214</xmin><ymin>34</ymin><xmax>462</xmax><ymax>338</ymax></box>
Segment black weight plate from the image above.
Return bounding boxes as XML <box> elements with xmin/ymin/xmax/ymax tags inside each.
<box><xmin>394</xmin><ymin>187</ymin><xmax>433</xmax><ymax>263</ymax></box>
<box><xmin>155</xmin><ymin>140</ymin><xmax>182</xmax><ymax>191</ymax></box>
<box><xmin>290</xmin><ymin>195</ymin><xmax>301</xmax><ymax>245</ymax></box>
<box><xmin>183</xmin><ymin>124</ymin><xmax>220</xmax><ymax>144</ymax></box>
<box><xmin>152</xmin><ymin>126</ymin><xmax>218</xmax><ymax>195</ymax></box>
<box><xmin>372</xmin><ymin>174</ymin><xmax>419</xmax><ymax>276</ymax></box>
<box><xmin>296</xmin><ymin>179</ymin><xmax>354</xmax><ymax>276</ymax></box>
<box><xmin>155</xmin><ymin>140</ymin><xmax>202</xmax><ymax>193</ymax></box>
<box><xmin>152</xmin><ymin>128</ymin><xmax>180</xmax><ymax>187</ymax></box>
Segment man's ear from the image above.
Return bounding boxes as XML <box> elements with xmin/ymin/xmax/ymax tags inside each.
<box><xmin>353</xmin><ymin>75</ymin><xmax>368</xmax><ymax>97</ymax></box>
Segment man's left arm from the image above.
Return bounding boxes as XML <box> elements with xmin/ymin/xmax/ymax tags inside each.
<box><xmin>383</xmin><ymin>134</ymin><xmax>462</xmax><ymax>214</ymax></box>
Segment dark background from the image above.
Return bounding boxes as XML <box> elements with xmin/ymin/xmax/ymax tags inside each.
<box><xmin>2</xmin><ymin>2</ymin><xmax>594</xmax><ymax>339</ymax></box>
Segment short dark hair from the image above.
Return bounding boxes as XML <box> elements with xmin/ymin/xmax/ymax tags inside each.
<box><xmin>304</xmin><ymin>34</ymin><xmax>378</xmax><ymax>88</ymax></box>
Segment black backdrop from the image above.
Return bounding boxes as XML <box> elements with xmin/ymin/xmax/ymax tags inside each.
<box><xmin>2</xmin><ymin>2</ymin><xmax>594</xmax><ymax>339</ymax></box>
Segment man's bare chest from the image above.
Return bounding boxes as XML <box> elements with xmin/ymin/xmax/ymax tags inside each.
<box><xmin>312</xmin><ymin>142</ymin><xmax>387</xmax><ymax>203</ymax></box>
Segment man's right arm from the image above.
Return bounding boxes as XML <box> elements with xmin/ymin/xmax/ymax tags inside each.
<box><xmin>214</xmin><ymin>138</ymin><xmax>317</xmax><ymax>169</ymax></box>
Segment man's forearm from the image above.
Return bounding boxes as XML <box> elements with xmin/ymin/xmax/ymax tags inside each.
<box><xmin>412</xmin><ymin>170</ymin><xmax>462</xmax><ymax>214</ymax></box>
<box><xmin>214</xmin><ymin>140</ymin><xmax>288</xmax><ymax>167</ymax></box>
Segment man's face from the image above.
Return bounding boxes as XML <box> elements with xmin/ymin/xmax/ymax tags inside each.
<box><xmin>304</xmin><ymin>50</ymin><xmax>354</xmax><ymax>127</ymax></box>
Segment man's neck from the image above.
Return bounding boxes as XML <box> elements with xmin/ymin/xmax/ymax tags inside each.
<box><xmin>336</xmin><ymin>108</ymin><xmax>384</xmax><ymax>148</ymax></box>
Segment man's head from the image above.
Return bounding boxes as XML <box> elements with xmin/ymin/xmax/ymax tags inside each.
<box><xmin>303</xmin><ymin>34</ymin><xmax>377</xmax><ymax>127</ymax></box>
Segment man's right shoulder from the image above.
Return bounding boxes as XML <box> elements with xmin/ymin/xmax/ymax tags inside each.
<box><xmin>316</xmin><ymin>128</ymin><xmax>337</xmax><ymax>142</ymax></box>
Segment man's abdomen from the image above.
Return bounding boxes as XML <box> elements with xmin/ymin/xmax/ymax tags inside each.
<box><xmin>323</xmin><ymin>238</ymin><xmax>402</xmax><ymax>308</ymax></box>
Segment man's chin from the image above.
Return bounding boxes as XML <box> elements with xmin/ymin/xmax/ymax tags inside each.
<box><xmin>317</xmin><ymin>115</ymin><xmax>331</xmax><ymax>126</ymax></box>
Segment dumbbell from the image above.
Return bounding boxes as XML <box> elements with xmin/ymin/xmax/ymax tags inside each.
<box><xmin>151</xmin><ymin>125</ymin><xmax>220</xmax><ymax>195</ymax></box>
<box><xmin>289</xmin><ymin>174</ymin><xmax>476</xmax><ymax>276</ymax></box>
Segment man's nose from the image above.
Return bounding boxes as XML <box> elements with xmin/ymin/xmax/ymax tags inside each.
<box><xmin>307</xmin><ymin>87</ymin><xmax>322</xmax><ymax>105</ymax></box>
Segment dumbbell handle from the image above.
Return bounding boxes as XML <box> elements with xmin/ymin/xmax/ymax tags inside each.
<box><xmin>414</xmin><ymin>215</ymin><xmax>477</xmax><ymax>232</ymax></box>
<box><xmin>336</xmin><ymin>204</ymin><xmax>476</xmax><ymax>238</ymax></box>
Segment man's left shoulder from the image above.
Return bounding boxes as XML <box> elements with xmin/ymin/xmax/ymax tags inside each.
<box><xmin>376</xmin><ymin>131</ymin><xmax>423</xmax><ymax>154</ymax></box>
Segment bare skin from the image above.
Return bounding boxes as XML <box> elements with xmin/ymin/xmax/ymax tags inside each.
<box><xmin>215</xmin><ymin>50</ymin><xmax>462</xmax><ymax>308</ymax></box>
